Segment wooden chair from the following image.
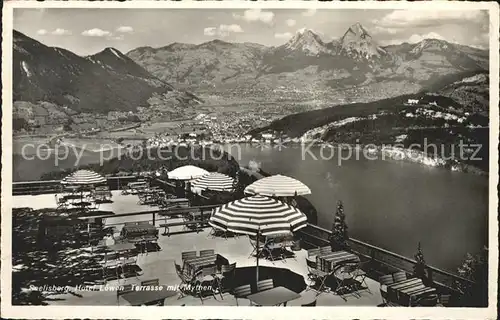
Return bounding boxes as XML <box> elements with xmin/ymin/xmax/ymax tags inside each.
<box><xmin>117</xmin><ymin>284</ymin><xmax>134</xmax><ymax>305</ymax></box>
<box><xmin>103</xmin><ymin>266</ymin><xmax>120</xmax><ymax>283</ymax></box>
<box><xmin>215</xmin><ymin>263</ymin><xmax>237</xmax><ymax>300</ymax></box>
<box><xmin>379</xmin><ymin>274</ymin><xmax>395</xmax><ymax>305</ymax></box>
<box><xmin>333</xmin><ymin>263</ymin><xmax>357</xmax><ymax>301</ymax></box>
<box><xmin>234</xmin><ymin>284</ymin><xmax>252</xmax><ymax>306</ymax></box>
<box><xmin>181</xmin><ymin>251</ymin><xmax>197</xmax><ymax>261</ymax></box>
<box><xmin>196</xmin><ymin>266</ymin><xmax>218</xmax><ymax>304</ymax></box>
<box><xmin>350</xmin><ymin>261</ymin><xmax>371</xmax><ymax>294</ymax></box>
<box><xmin>120</xmin><ymin>257</ymin><xmax>140</xmax><ymax>280</ymax></box>
<box><xmin>174</xmin><ymin>261</ymin><xmax>192</xmax><ymax>298</ymax></box>
<box><xmin>319</xmin><ymin>246</ymin><xmax>331</xmax><ymax>256</ymax></box>
<box><xmin>305</xmin><ymin>258</ymin><xmax>329</xmax><ymax>294</ymax></box>
<box><xmin>200</xmin><ymin>249</ymin><xmax>215</xmax><ymax>257</ymax></box>
<box><xmin>437</xmin><ymin>293</ymin><xmax>451</xmax><ymax>307</ymax></box>
<box><xmin>413</xmin><ymin>293</ymin><xmax>438</xmax><ymax>307</ymax></box>
<box><xmin>307</xmin><ymin>247</ymin><xmax>320</xmax><ymax>261</ymax></box>
<box><xmin>249</xmin><ymin>237</ymin><xmax>265</xmax><ymax>259</ymax></box>
<box><xmin>221</xmin><ymin>262</ymin><xmax>236</xmax><ymax>274</ymax></box>
<box><xmin>208</xmin><ymin>227</ymin><xmax>228</xmax><ymax>239</ymax></box>
<box><xmin>141</xmin><ymin>278</ymin><xmax>159</xmax><ymax>287</ymax></box>
<box><xmin>257</xmin><ymin>279</ymin><xmax>274</xmax><ymax>292</ymax></box>
<box><xmin>393</xmin><ymin>271</ymin><xmax>407</xmax><ymax>283</ymax></box>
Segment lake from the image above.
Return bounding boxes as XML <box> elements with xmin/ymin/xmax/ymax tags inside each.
<box><xmin>224</xmin><ymin>144</ymin><xmax>489</xmax><ymax>273</ymax></box>
<box><xmin>12</xmin><ymin>140</ymin><xmax>488</xmax><ymax>272</ymax></box>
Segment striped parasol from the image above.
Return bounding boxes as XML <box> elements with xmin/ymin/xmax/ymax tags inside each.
<box><xmin>209</xmin><ymin>195</ymin><xmax>307</xmax><ymax>236</ymax></box>
<box><xmin>191</xmin><ymin>172</ymin><xmax>235</xmax><ymax>192</ymax></box>
<box><xmin>167</xmin><ymin>165</ymin><xmax>209</xmax><ymax>180</ymax></box>
<box><xmin>244</xmin><ymin>174</ymin><xmax>311</xmax><ymax>197</ymax></box>
<box><xmin>209</xmin><ymin>195</ymin><xmax>307</xmax><ymax>284</ymax></box>
<box><xmin>61</xmin><ymin>170</ymin><xmax>106</xmax><ymax>186</ymax></box>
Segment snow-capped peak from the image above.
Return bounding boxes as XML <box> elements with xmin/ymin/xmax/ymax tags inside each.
<box><xmin>110</xmin><ymin>48</ymin><xmax>123</xmax><ymax>60</ymax></box>
<box><xmin>409</xmin><ymin>39</ymin><xmax>451</xmax><ymax>55</ymax></box>
<box><xmin>284</xmin><ymin>28</ymin><xmax>329</xmax><ymax>55</ymax></box>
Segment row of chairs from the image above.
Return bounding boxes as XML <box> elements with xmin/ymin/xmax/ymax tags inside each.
<box><xmin>233</xmin><ymin>279</ymin><xmax>274</xmax><ymax>306</ymax></box>
<box><xmin>181</xmin><ymin>249</ymin><xmax>215</xmax><ymax>261</ymax></box>
<box><xmin>379</xmin><ymin>271</ymin><xmax>449</xmax><ymax>307</ymax></box>
<box><xmin>306</xmin><ymin>246</ymin><xmax>333</xmax><ymax>262</ymax></box>
<box><xmin>121</xmin><ymin>181</ymin><xmax>149</xmax><ymax>195</ymax></box>
<box><xmin>55</xmin><ymin>193</ymin><xmax>101</xmax><ymax>210</ymax></box>
<box><xmin>306</xmin><ymin>258</ymin><xmax>369</xmax><ymax>300</ymax></box>
<box><xmin>249</xmin><ymin>237</ymin><xmax>295</xmax><ymax>263</ymax></box>
<box><xmin>122</xmin><ymin>222</ymin><xmax>160</xmax><ymax>254</ymax></box>
<box><xmin>174</xmin><ymin>260</ymin><xmax>237</xmax><ymax>304</ymax></box>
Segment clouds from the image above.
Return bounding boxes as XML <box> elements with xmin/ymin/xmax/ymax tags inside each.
<box><xmin>275</xmin><ymin>32</ymin><xmax>293</xmax><ymax>40</ymax></box>
<box><xmin>379</xmin><ymin>32</ymin><xmax>448</xmax><ymax>46</ymax></box>
<box><xmin>36</xmin><ymin>28</ymin><xmax>72</xmax><ymax>36</ymax></box>
<box><xmin>286</xmin><ymin>19</ymin><xmax>296</xmax><ymax>27</ymax></box>
<box><xmin>204</xmin><ymin>24</ymin><xmax>244</xmax><ymax>37</ymax></box>
<box><xmin>372</xmin><ymin>26</ymin><xmax>397</xmax><ymax>35</ymax></box>
<box><xmin>233</xmin><ymin>9</ymin><xmax>274</xmax><ymax>25</ymax></box>
<box><xmin>408</xmin><ymin>32</ymin><xmax>446</xmax><ymax>43</ymax></box>
<box><xmin>81</xmin><ymin>26</ymin><xmax>133</xmax><ymax>40</ymax></box>
<box><xmin>116</xmin><ymin>26</ymin><xmax>134</xmax><ymax>34</ymax></box>
<box><xmin>52</xmin><ymin>28</ymin><xmax>72</xmax><ymax>36</ymax></box>
<box><xmin>203</xmin><ymin>27</ymin><xmax>217</xmax><ymax>37</ymax></box>
<box><xmin>375</xmin><ymin>10</ymin><xmax>486</xmax><ymax>28</ymax></box>
<box><xmin>81</xmin><ymin>28</ymin><xmax>111</xmax><ymax>37</ymax></box>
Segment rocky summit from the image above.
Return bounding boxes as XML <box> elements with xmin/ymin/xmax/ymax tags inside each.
<box><xmin>13</xmin><ymin>30</ymin><xmax>200</xmax><ymax>114</ymax></box>
<box><xmin>126</xmin><ymin>23</ymin><xmax>488</xmax><ymax>95</ymax></box>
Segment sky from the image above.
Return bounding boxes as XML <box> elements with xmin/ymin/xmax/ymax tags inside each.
<box><xmin>13</xmin><ymin>8</ymin><xmax>490</xmax><ymax>56</ymax></box>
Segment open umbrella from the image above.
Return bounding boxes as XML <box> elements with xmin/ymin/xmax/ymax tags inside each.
<box><xmin>244</xmin><ymin>174</ymin><xmax>311</xmax><ymax>197</ymax></box>
<box><xmin>209</xmin><ymin>195</ymin><xmax>307</xmax><ymax>284</ymax></box>
<box><xmin>61</xmin><ymin>170</ymin><xmax>106</xmax><ymax>186</ymax></box>
<box><xmin>191</xmin><ymin>172</ymin><xmax>235</xmax><ymax>192</ymax></box>
<box><xmin>167</xmin><ymin>165</ymin><xmax>208</xmax><ymax>181</ymax></box>
<box><xmin>61</xmin><ymin>170</ymin><xmax>106</xmax><ymax>207</ymax></box>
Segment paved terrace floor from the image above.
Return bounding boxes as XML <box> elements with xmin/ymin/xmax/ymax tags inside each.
<box><xmin>13</xmin><ymin>191</ymin><xmax>383</xmax><ymax>306</ymax></box>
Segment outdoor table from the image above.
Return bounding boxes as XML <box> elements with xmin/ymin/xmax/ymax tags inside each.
<box><xmin>71</xmin><ymin>201</ymin><xmax>92</xmax><ymax>208</ymax></box>
<box><xmin>246</xmin><ymin>286</ymin><xmax>301</xmax><ymax>306</ymax></box>
<box><xmin>108</xmin><ymin>242</ymin><xmax>137</xmax><ymax>252</ymax></box>
<box><xmin>119</xmin><ymin>285</ymin><xmax>178</xmax><ymax>306</ymax></box>
<box><xmin>187</xmin><ymin>211</ymin><xmax>208</xmax><ymax>221</ymax></box>
<box><xmin>317</xmin><ymin>251</ymin><xmax>360</xmax><ymax>272</ymax></box>
<box><xmin>400</xmin><ymin>286</ymin><xmax>436</xmax><ymax>306</ymax></box>
<box><xmin>386</xmin><ymin>278</ymin><xmax>423</xmax><ymax>302</ymax></box>
<box><xmin>161</xmin><ymin>198</ymin><xmax>189</xmax><ymax>206</ymax></box>
<box><xmin>62</xmin><ymin>194</ymin><xmax>83</xmax><ymax>201</ymax></box>
<box><xmin>121</xmin><ymin>223</ymin><xmax>158</xmax><ymax>239</ymax></box>
<box><xmin>183</xmin><ymin>254</ymin><xmax>228</xmax><ymax>276</ymax></box>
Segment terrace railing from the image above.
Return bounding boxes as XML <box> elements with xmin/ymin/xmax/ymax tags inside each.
<box><xmin>83</xmin><ymin>205</ymin><xmax>220</xmax><ymax>236</ymax></box>
<box><xmin>297</xmin><ymin>223</ymin><xmax>477</xmax><ymax>294</ymax></box>
<box><xmin>14</xmin><ymin>176</ymin><xmax>150</xmax><ymax>195</ymax></box>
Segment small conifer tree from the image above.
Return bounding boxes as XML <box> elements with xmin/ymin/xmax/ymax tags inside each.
<box><xmin>329</xmin><ymin>200</ymin><xmax>349</xmax><ymax>251</ymax></box>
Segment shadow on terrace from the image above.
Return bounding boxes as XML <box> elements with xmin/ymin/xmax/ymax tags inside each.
<box><xmin>12</xmin><ymin>173</ymin><xmax>481</xmax><ymax>307</ymax></box>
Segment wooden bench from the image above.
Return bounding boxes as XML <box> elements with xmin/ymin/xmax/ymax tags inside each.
<box><xmin>159</xmin><ymin>221</ymin><xmax>202</xmax><ymax>236</ymax></box>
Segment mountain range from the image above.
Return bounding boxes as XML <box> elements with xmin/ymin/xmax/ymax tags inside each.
<box><xmin>12</xmin><ymin>24</ymin><xmax>489</xmax><ymax>136</ymax></box>
<box><xmin>13</xmin><ymin>30</ymin><xmax>201</xmax><ymax>118</ymax></box>
<box><xmin>127</xmin><ymin>23</ymin><xmax>488</xmax><ymax>95</ymax></box>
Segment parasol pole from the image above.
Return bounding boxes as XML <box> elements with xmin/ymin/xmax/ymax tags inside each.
<box><xmin>256</xmin><ymin>227</ymin><xmax>260</xmax><ymax>285</ymax></box>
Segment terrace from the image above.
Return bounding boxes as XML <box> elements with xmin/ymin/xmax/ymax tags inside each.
<box><xmin>13</xmin><ymin>191</ymin><xmax>384</xmax><ymax>307</ymax></box>
<box><xmin>12</xmin><ymin>177</ymin><xmax>474</xmax><ymax>307</ymax></box>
